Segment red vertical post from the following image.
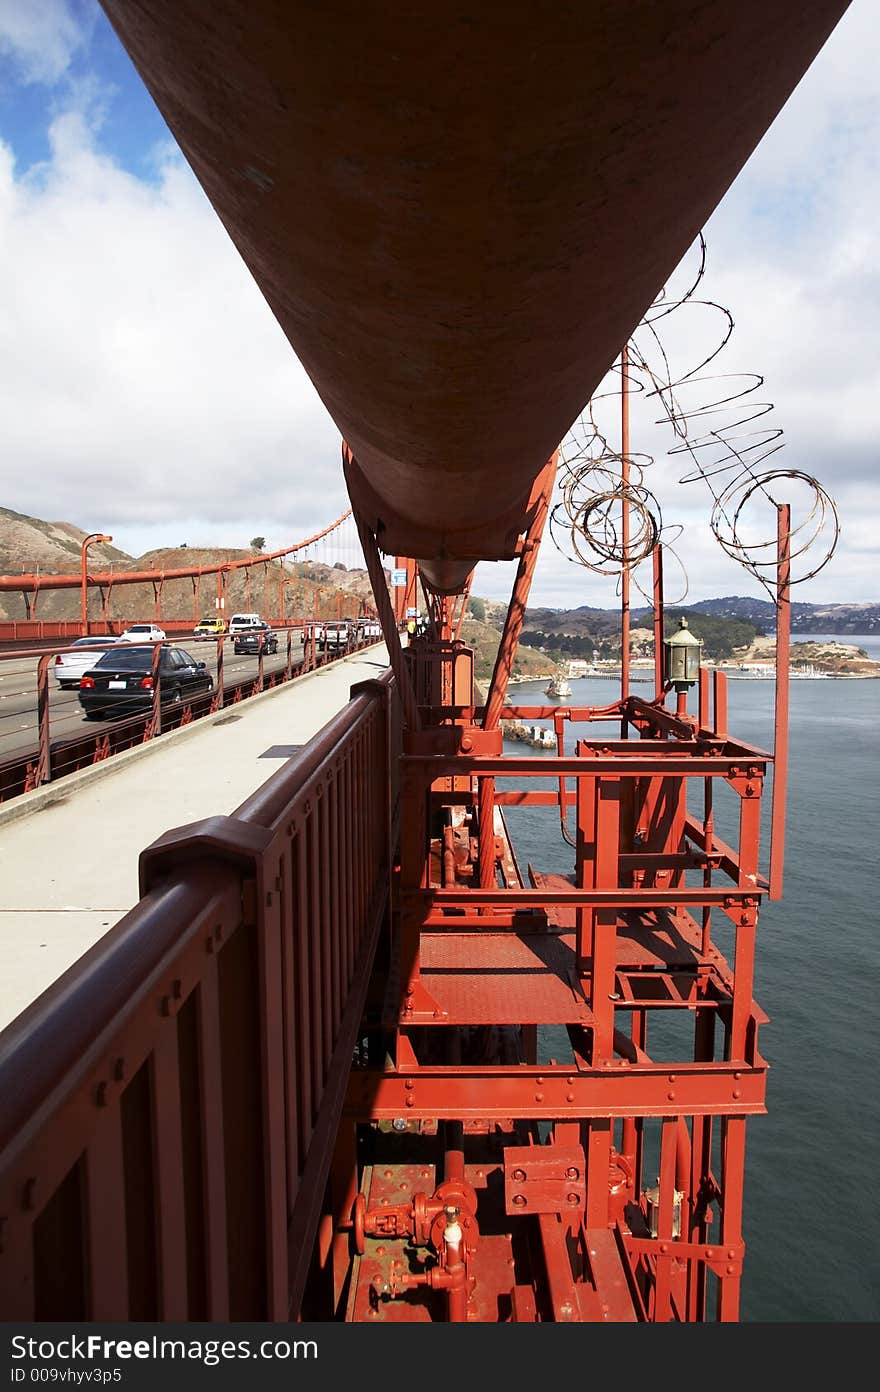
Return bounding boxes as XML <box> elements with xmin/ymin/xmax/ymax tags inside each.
<box><xmin>620</xmin><ymin>344</ymin><xmax>631</xmax><ymax>732</ymax></box>
<box><xmin>769</xmin><ymin>502</ymin><xmax>791</xmax><ymax>900</ymax></box>
<box><xmin>716</xmin><ymin>1118</ymin><xmax>747</xmax><ymax>1322</ymax></box>
<box><xmin>713</xmin><ymin>670</ymin><xmax>728</xmax><ymax>739</ymax></box>
<box><xmin>213</xmin><ymin>635</ymin><xmax>224</xmax><ymax>711</ymax></box>
<box><xmin>698</xmin><ymin>667</ymin><xmax>710</xmax><ymax>731</ymax></box>
<box><xmin>478</xmin><ymin>775</ymin><xmax>496</xmax><ymax>893</ymax></box>
<box><xmin>653</xmin><ymin>1117</ymin><xmax>678</xmax><ymax>1321</ymax></box>
<box><xmin>652</xmin><ymin>544</ymin><xmax>664</xmax><ymax>700</ymax></box>
<box><xmin>35</xmin><ymin>654</ymin><xmax>52</xmax><ymax>787</ymax></box>
<box><xmin>591</xmin><ymin>781</ymin><xmax>620</xmax><ymax>1064</ymax></box>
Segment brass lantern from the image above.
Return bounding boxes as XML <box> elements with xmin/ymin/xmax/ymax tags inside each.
<box><xmin>664</xmin><ymin>616</ymin><xmax>702</xmax><ymax>691</ymax></box>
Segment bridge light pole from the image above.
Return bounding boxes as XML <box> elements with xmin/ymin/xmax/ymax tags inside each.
<box><xmin>81</xmin><ymin>533</ymin><xmax>112</xmax><ymax>635</ymax></box>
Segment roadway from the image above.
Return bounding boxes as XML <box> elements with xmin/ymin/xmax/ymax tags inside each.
<box><xmin>0</xmin><ymin>635</ymin><xmax>307</xmax><ymax>765</ymax></box>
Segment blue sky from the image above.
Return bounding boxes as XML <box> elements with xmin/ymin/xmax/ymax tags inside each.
<box><xmin>0</xmin><ymin>1</ymin><xmax>877</xmax><ymax>606</ymax></box>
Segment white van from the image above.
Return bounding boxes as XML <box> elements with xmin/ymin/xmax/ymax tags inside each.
<box><xmin>228</xmin><ymin>613</ymin><xmax>263</xmax><ymax>635</ymax></box>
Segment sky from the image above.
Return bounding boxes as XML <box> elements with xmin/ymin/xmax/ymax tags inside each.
<box><xmin>0</xmin><ymin>1</ymin><xmax>877</xmax><ymax>610</ymax></box>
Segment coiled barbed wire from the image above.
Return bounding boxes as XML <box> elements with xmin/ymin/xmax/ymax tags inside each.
<box><xmin>554</xmin><ymin>234</ymin><xmax>839</xmax><ymax>597</ymax></box>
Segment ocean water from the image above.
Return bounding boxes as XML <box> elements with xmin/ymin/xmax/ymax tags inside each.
<box><xmin>499</xmin><ymin>666</ymin><xmax>880</xmax><ymax>1321</ymax></box>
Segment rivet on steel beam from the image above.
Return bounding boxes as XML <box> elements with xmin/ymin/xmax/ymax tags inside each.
<box><xmin>667</xmin><ymin>1091</ymin><xmax>675</xmax><ymax>1101</ymax></box>
<box><xmin>732</xmin><ymin>1089</ymin><xmax>741</xmax><ymax>1100</ymax></box>
<box><xmin>668</xmin><ymin>1074</ymin><xmax>676</xmax><ymax>1082</ymax></box>
<box><xmin>728</xmin><ymin>1249</ymin><xmax>736</xmax><ymax>1259</ymax></box>
<box><xmin>706</xmin><ymin>1249</ymin><xmax>714</xmax><ymax>1259</ymax></box>
<box><xmin>404</xmin><ymin>1079</ymin><xmax>414</xmax><ymax>1090</ymax></box>
<box><xmin>566</xmin><ymin>1193</ymin><xmax>579</xmax><ymax>1205</ymax></box>
<box><xmin>566</xmin><ymin>1093</ymin><xmax>575</xmax><ymax>1103</ymax></box>
<box><xmin>512</xmin><ymin>1169</ymin><xmax>526</xmax><ymax>1183</ymax></box>
<box><xmin>734</xmin><ymin>1072</ymin><xmax>742</xmax><ymax>1080</ymax></box>
<box><xmin>660</xmin><ymin>1243</ymin><xmax>668</xmax><ymax>1254</ymax></box>
<box><xmin>376</xmin><ymin>1246</ymin><xmax>385</xmax><ymax>1256</ymax></box>
<box><xmin>405</xmin><ymin>1097</ymin><xmax>414</xmax><ymax>1108</ymax></box>
<box><xmin>512</xmin><ymin>1194</ymin><xmax>526</xmax><ymax>1207</ymax></box>
<box><xmin>726</xmin><ymin>1265</ymin><xmax>735</xmax><ymax>1275</ymax></box>
<box><xmin>535</xmin><ymin>1092</ymin><xmax>544</xmax><ymax>1102</ymax></box>
<box><xmin>565</xmin><ymin>1167</ymin><xmax>580</xmax><ymax>1180</ymax></box>
<box><xmin>536</xmin><ymin>1076</ymin><xmax>544</xmax><ymax>1085</ymax></box>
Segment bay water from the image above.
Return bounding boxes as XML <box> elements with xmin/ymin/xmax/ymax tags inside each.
<box><xmin>499</xmin><ymin>641</ymin><xmax>879</xmax><ymax>1320</ymax></box>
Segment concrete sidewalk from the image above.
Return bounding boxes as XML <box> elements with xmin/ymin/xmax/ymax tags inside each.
<box><xmin>0</xmin><ymin>646</ymin><xmax>389</xmax><ymax>1031</ymax></box>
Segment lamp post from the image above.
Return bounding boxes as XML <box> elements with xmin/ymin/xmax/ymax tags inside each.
<box><xmin>663</xmin><ymin>616</ymin><xmax>702</xmax><ymax>717</ymax></box>
<box><xmin>81</xmin><ymin>533</ymin><xmax>112</xmax><ymax>636</ymax></box>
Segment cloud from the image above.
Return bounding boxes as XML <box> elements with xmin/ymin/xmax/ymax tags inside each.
<box><xmin>0</xmin><ymin>0</ymin><xmax>85</xmax><ymax>86</ymax></box>
<box><xmin>0</xmin><ymin>2</ymin><xmax>875</xmax><ymax>608</ymax></box>
<box><xmin>0</xmin><ymin>98</ymin><xmax>348</xmax><ymax>558</ymax></box>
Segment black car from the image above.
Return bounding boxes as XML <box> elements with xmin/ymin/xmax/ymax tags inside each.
<box><xmin>233</xmin><ymin>622</ymin><xmax>279</xmax><ymax>655</ymax></box>
<box><xmin>78</xmin><ymin>644</ymin><xmax>213</xmax><ymax>719</ymax></box>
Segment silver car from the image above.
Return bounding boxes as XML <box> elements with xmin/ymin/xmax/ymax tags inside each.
<box><xmin>54</xmin><ymin>636</ymin><xmax>124</xmax><ymax>689</ymax></box>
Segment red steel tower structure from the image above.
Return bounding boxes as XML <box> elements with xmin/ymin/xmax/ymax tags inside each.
<box><xmin>0</xmin><ymin>1</ymin><xmax>848</xmax><ymax>1324</ymax></box>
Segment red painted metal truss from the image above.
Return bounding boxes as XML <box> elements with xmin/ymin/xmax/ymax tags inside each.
<box><xmin>0</xmin><ymin>475</ymin><xmax>792</xmax><ymax>1323</ymax></box>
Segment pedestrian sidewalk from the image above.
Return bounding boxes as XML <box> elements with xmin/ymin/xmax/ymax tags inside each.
<box><xmin>0</xmin><ymin>646</ymin><xmax>389</xmax><ymax>1031</ymax></box>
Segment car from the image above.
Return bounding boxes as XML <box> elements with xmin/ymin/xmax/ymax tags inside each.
<box><xmin>120</xmin><ymin>623</ymin><xmax>166</xmax><ymax>643</ymax></box>
<box><xmin>228</xmin><ymin>612</ymin><xmax>264</xmax><ymax>636</ymax></box>
<box><xmin>357</xmin><ymin>617</ymin><xmax>382</xmax><ymax>641</ymax></box>
<box><xmin>78</xmin><ymin>644</ymin><xmax>213</xmax><ymax>720</ymax></box>
<box><xmin>193</xmin><ymin>616</ymin><xmax>227</xmax><ymax>637</ymax></box>
<box><xmin>53</xmin><ymin>635</ymin><xmax>124</xmax><ymax>689</ymax></box>
<box><xmin>318</xmin><ymin>620</ymin><xmax>354</xmax><ymax>653</ymax></box>
<box><xmin>233</xmin><ymin>622</ymin><xmax>279</xmax><ymax>655</ymax></box>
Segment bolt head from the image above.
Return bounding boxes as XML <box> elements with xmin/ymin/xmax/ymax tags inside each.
<box><xmin>391</xmin><ymin>1118</ymin><xmax>407</xmax><ymax>1132</ymax></box>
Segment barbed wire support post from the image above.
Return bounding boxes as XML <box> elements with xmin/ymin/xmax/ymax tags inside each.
<box><xmin>769</xmin><ymin>502</ymin><xmax>791</xmax><ymax>900</ymax></box>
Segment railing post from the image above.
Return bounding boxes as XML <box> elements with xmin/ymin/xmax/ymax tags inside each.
<box><xmin>35</xmin><ymin>654</ymin><xmax>52</xmax><ymax>787</ymax></box>
<box><xmin>145</xmin><ymin>642</ymin><xmax>162</xmax><ymax>739</ymax></box>
<box><xmin>213</xmin><ymin>634</ymin><xmax>225</xmax><ymax>711</ymax></box>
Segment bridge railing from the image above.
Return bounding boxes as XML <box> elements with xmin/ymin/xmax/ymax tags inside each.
<box><xmin>0</xmin><ymin>627</ymin><xmax>377</xmax><ymax>803</ymax></box>
<box><xmin>0</xmin><ymin>669</ymin><xmax>398</xmax><ymax>1320</ymax></box>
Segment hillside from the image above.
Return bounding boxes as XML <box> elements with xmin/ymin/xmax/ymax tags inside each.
<box><xmin>459</xmin><ymin>617</ymin><xmax>560</xmax><ymax>684</ymax></box>
<box><xmin>689</xmin><ymin>595</ymin><xmax>880</xmax><ymax>635</ymax></box>
<box><xmin>520</xmin><ymin>605</ymin><xmax>761</xmax><ymax>662</ymax></box>
<box><xmin>0</xmin><ymin>505</ymin><xmax>127</xmax><ymax>592</ymax></box>
<box><xmin>0</xmin><ymin>507</ymin><xmax>377</xmax><ymax>624</ymax></box>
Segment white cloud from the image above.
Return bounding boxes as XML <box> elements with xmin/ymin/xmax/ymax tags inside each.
<box><xmin>0</xmin><ymin>2</ymin><xmax>876</xmax><ymax>609</ymax></box>
<box><xmin>0</xmin><ymin>102</ymin><xmax>347</xmax><ymax>557</ymax></box>
<box><xmin>0</xmin><ymin>0</ymin><xmax>84</xmax><ymax>86</ymax></box>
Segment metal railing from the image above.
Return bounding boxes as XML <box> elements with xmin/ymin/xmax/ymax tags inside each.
<box><xmin>0</xmin><ymin>670</ymin><xmax>399</xmax><ymax>1319</ymax></box>
<box><xmin>0</xmin><ymin>626</ymin><xmax>377</xmax><ymax>803</ymax></box>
